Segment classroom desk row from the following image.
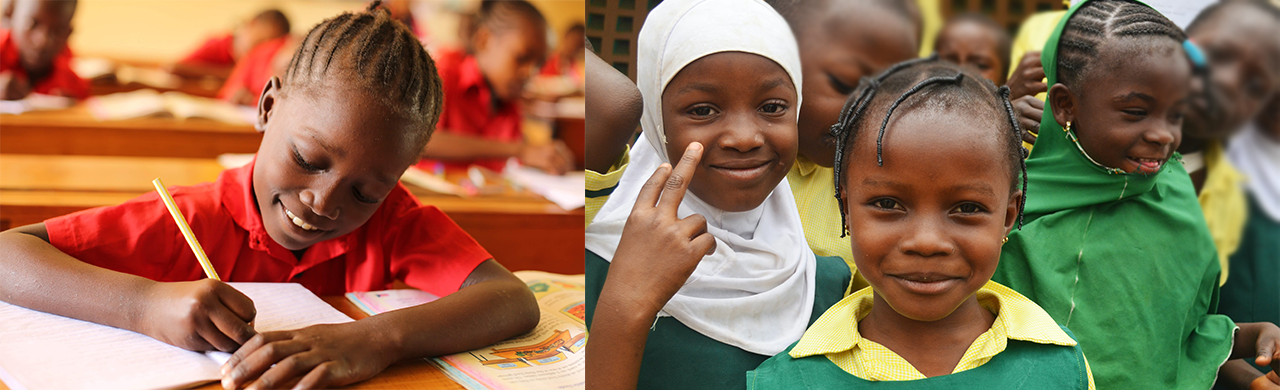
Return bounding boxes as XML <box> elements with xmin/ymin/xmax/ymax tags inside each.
<box><xmin>0</xmin><ymin>105</ymin><xmax>262</xmax><ymax>158</ymax></box>
<box><xmin>0</xmin><ymin>154</ymin><xmax>585</xmax><ymax>274</ymax></box>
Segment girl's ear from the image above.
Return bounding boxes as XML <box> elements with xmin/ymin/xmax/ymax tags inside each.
<box><xmin>473</xmin><ymin>25</ymin><xmax>492</xmax><ymax>53</ymax></box>
<box><xmin>1047</xmin><ymin>83</ymin><xmax>1075</xmax><ymax>128</ymax></box>
<box><xmin>1004</xmin><ymin>190</ymin><xmax>1023</xmax><ymax>236</ymax></box>
<box><xmin>255</xmin><ymin>77</ymin><xmax>282</xmax><ymax>134</ymax></box>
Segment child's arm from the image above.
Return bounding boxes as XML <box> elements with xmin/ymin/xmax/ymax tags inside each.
<box><xmin>0</xmin><ymin>70</ymin><xmax>32</xmax><ymax>100</ymax></box>
<box><xmin>421</xmin><ymin>131</ymin><xmax>575</xmax><ymax>175</ymax></box>
<box><xmin>586</xmin><ymin>143</ymin><xmax>716</xmax><ymax>390</ymax></box>
<box><xmin>168</xmin><ymin>62</ymin><xmax>234</xmax><ymax>80</ymax></box>
<box><xmin>1218</xmin><ymin>321</ymin><xmax>1280</xmax><ymax>389</ymax></box>
<box><xmin>584</xmin><ymin>48</ymin><xmax>642</xmax><ymax>173</ymax></box>
<box><xmin>0</xmin><ymin>223</ymin><xmax>258</xmax><ymax>351</ymax></box>
<box><xmin>218</xmin><ymin>259</ymin><xmax>539</xmax><ymax>390</ymax></box>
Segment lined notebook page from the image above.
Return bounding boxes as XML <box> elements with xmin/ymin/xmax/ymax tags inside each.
<box><xmin>0</xmin><ymin>283</ymin><xmax>352</xmax><ymax>390</ymax></box>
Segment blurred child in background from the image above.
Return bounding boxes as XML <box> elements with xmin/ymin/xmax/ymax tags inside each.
<box><xmin>171</xmin><ymin>9</ymin><xmax>290</xmax><ymax>80</ymax></box>
<box><xmin>418</xmin><ymin>0</ymin><xmax>574</xmax><ymax>175</ymax></box>
<box><xmin>935</xmin><ymin>13</ymin><xmax>1010</xmax><ymax>85</ymax></box>
<box><xmin>0</xmin><ymin>0</ymin><xmax>85</xmax><ymax>100</ymax></box>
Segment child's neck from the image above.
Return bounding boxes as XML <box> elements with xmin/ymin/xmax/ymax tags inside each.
<box><xmin>858</xmin><ymin>294</ymin><xmax>995</xmax><ymax>378</ymax></box>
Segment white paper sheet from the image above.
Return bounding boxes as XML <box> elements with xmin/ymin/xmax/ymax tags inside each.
<box><xmin>0</xmin><ymin>283</ymin><xmax>351</xmax><ymax>390</ymax></box>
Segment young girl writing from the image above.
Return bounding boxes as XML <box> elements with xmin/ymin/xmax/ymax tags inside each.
<box><xmin>0</xmin><ymin>4</ymin><xmax>539</xmax><ymax>390</ymax></box>
<box><xmin>748</xmin><ymin>58</ymin><xmax>1094</xmax><ymax>389</ymax></box>
<box><xmin>990</xmin><ymin>1</ymin><xmax>1280</xmax><ymax>388</ymax></box>
<box><xmin>583</xmin><ymin>0</ymin><xmax>850</xmax><ymax>388</ymax></box>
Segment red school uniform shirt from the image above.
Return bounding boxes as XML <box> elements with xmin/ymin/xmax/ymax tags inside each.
<box><xmin>217</xmin><ymin>36</ymin><xmax>288</xmax><ymax>103</ymax></box>
<box><xmin>44</xmin><ymin>160</ymin><xmax>493</xmax><ymax>298</ymax></box>
<box><xmin>0</xmin><ymin>29</ymin><xmax>89</xmax><ymax>99</ymax></box>
<box><xmin>181</xmin><ymin>33</ymin><xmax>236</xmax><ymax>66</ymax></box>
<box><xmin>420</xmin><ymin>49</ymin><xmax>523</xmax><ymax>172</ymax></box>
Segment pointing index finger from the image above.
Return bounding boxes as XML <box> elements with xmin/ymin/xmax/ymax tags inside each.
<box><xmin>657</xmin><ymin>142</ymin><xmax>703</xmax><ymax>213</ymax></box>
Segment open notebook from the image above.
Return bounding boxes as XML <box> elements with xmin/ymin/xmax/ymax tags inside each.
<box><xmin>0</xmin><ymin>283</ymin><xmax>352</xmax><ymax>390</ymax></box>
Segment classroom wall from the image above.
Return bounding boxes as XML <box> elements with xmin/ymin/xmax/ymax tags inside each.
<box><xmin>68</xmin><ymin>0</ymin><xmax>584</xmax><ymax>64</ymax></box>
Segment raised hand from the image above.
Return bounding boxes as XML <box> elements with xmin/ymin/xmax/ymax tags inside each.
<box><xmin>606</xmin><ymin>142</ymin><xmax>717</xmax><ymax>316</ymax></box>
<box><xmin>1006</xmin><ymin>51</ymin><xmax>1048</xmax><ymax>100</ymax></box>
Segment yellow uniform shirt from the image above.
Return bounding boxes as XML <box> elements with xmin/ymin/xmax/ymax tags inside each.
<box><xmin>585</xmin><ymin>146</ymin><xmax>630</xmax><ymax>228</ymax></box>
<box><xmin>917</xmin><ymin>0</ymin><xmax>944</xmax><ymax>57</ymax></box>
<box><xmin>1198</xmin><ymin>141</ymin><xmax>1248</xmax><ymax>286</ymax></box>
<box><xmin>788</xmin><ymin>281</ymin><xmax>1095</xmax><ymax>389</ymax></box>
<box><xmin>787</xmin><ymin>157</ymin><xmax>868</xmax><ymax>293</ymax></box>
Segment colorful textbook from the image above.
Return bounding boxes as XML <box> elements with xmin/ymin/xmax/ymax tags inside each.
<box><xmin>0</xmin><ymin>283</ymin><xmax>352</xmax><ymax>390</ymax></box>
<box><xmin>346</xmin><ymin>271</ymin><xmax>587</xmax><ymax>390</ymax></box>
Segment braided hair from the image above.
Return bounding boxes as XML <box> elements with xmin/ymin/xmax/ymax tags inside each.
<box><xmin>831</xmin><ymin>57</ymin><xmax>1028</xmax><ymax>237</ymax></box>
<box><xmin>1056</xmin><ymin>0</ymin><xmax>1186</xmax><ymax>92</ymax></box>
<box><xmin>281</xmin><ymin>0</ymin><xmax>443</xmax><ymax>150</ymax></box>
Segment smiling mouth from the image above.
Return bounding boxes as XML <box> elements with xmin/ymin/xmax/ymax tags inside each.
<box><xmin>708</xmin><ymin>160</ymin><xmax>772</xmax><ymax>181</ymax></box>
<box><xmin>284</xmin><ymin>208</ymin><xmax>321</xmax><ymax>232</ymax></box>
<box><xmin>1127</xmin><ymin>156</ymin><xmax>1165</xmax><ymax>174</ymax></box>
<box><xmin>888</xmin><ymin>273</ymin><xmax>963</xmax><ymax>295</ymax></box>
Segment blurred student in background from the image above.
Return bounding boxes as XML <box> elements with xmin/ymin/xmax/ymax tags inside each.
<box><xmin>419</xmin><ymin>0</ymin><xmax>574</xmax><ymax>175</ymax></box>
<box><xmin>170</xmin><ymin>9</ymin><xmax>289</xmax><ymax>80</ymax></box>
<box><xmin>935</xmin><ymin>13</ymin><xmax>1010</xmax><ymax>85</ymax></box>
<box><xmin>0</xmin><ymin>0</ymin><xmax>86</xmax><ymax>100</ymax></box>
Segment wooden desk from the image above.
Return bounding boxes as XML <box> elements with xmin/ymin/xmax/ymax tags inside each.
<box><xmin>0</xmin><ymin>105</ymin><xmax>261</xmax><ymax>158</ymax></box>
<box><xmin>0</xmin><ymin>154</ymin><xmax>585</xmax><ymax>274</ymax></box>
<box><xmin>0</xmin><ymin>295</ymin><xmax>465</xmax><ymax>390</ymax></box>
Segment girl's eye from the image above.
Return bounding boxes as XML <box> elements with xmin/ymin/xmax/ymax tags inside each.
<box><xmin>761</xmin><ymin>102</ymin><xmax>786</xmax><ymax>114</ymax></box>
<box><xmin>352</xmin><ymin>187</ymin><xmax>379</xmax><ymax>204</ymax></box>
<box><xmin>828</xmin><ymin>74</ymin><xmax>854</xmax><ymax>95</ymax></box>
<box><xmin>871</xmin><ymin>198</ymin><xmax>900</xmax><ymax>210</ymax></box>
<box><xmin>955</xmin><ymin>203</ymin><xmax>985</xmax><ymax>214</ymax></box>
<box><xmin>688</xmin><ymin>106</ymin><xmax>715</xmax><ymax>117</ymax></box>
<box><xmin>292</xmin><ymin>148</ymin><xmax>321</xmax><ymax>172</ymax></box>
<box><xmin>1122</xmin><ymin>109</ymin><xmax>1147</xmax><ymax>117</ymax></box>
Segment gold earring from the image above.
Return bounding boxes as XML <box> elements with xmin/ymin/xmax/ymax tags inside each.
<box><xmin>1064</xmin><ymin>121</ymin><xmax>1072</xmax><ymax>133</ymax></box>
<box><xmin>1002</xmin><ymin>237</ymin><xmax>1009</xmax><ymax>244</ymax></box>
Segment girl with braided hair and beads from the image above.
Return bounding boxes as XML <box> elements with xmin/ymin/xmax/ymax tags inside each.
<box><xmin>0</xmin><ymin>3</ymin><xmax>539</xmax><ymax>389</ymax></box>
<box><xmin>748</xmin><ymin>57</ymin><xmax>1096</xmax><ymax>389</ymax></box>
<box><xmin>988</xmin><ymin>0</ymin><xmax>1280</xmax><ymax>389</ymax></box>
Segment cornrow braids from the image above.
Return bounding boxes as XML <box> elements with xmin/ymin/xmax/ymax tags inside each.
<box><xmin>282</xmin><ymin>0</ymin><xmax>444</xmax><ymax>150</ymax></box>
<box><xmin>831</xmin><ymin>57</ymin><xmax>1028</xmax><ymax>237</ymax></box>
<box><xmin>1056</xmin><ymin>0</ymin><xmax>1186</xmax><ymax>92</ymax></box>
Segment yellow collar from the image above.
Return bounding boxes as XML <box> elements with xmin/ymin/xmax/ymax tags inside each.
<box><xmin>793</xmin><ymin>155</ymin><xmax>819</xmax><ymax>176</ymax></box>
<box><xmin>789</xmin><ymin>281</ymin><xmax>1075</xmax><ymax>380</ymax></box>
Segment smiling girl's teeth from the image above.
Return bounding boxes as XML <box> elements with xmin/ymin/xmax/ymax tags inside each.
<box><xmin>284</xmin><ymin>209</ymin><xmax>317</xmax><ymax>231</ymax></box>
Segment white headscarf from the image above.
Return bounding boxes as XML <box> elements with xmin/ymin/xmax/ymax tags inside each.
<box><xmin>1229</xmin><ymin>124</ymin><xmax>1280</xmax><ymax>221</ymax></box>
<box><xmin>584</xmin><ymin>0</ymin><xmax>815</xmax><ymax>356</ymax></box>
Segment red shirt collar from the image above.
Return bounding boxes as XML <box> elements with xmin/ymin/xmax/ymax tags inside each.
<box><xmin>216</xmin><ymin>157</ymin><xmax>353</xmax><ymax>270</ymax></box>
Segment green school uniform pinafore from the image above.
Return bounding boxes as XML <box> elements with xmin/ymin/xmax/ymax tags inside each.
<box><xmin>585</xmin><ymin>250</ymin><xmax>850</xmax><ymax>390</ymax></box>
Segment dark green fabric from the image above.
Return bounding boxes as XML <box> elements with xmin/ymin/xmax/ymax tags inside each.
<box><xmin>1218</xmin><ymin>194</ymin><xmax>1280</xmax><ymax>374</ymax></box>
<box><xmin>585</xmin><ymin>250</ymin><xmax>851</xmax><ymax>390</ymax></box>
<box><xmin>747</xmin><ymin>326</ymin><xmax>1091</xmax><ymax>390</ymax></box>
<box><xmin>990</xmin><ymin>1</ymin><xmax>1236</xmax><ymax>389</ymax></box>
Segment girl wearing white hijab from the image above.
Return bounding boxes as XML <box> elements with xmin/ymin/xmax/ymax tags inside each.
<box><xmin>584</xmin><ymin>0</ymin><xmax>851</xmax><ymax>388</ymax></box>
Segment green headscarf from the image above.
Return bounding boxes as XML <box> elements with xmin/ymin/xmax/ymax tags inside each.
<box><xmin>991</xmin><ymin>0</ymin><xmax>1236</xmax><ymax>388</ymax></box>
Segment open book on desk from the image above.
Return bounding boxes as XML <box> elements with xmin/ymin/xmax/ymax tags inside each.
<box><xmin>0</xmin><ymin>283</ymin><xmax>352</xmax><ymax>390</ymax></box>
<box><xmin>346</xmin><ymin>271</ymin><xmax>586</xmax><ymax>390</ymax></box>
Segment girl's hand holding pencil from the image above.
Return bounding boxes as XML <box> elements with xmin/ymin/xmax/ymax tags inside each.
<box><xmin>138</xmin><ymin>279</ymin><xmax>259</xmax><ymax>352</ymax></box>
<box><xmin>143</xmin><ymin>178</ymin><xmax>258</xmax><ymax>352</ymax></box>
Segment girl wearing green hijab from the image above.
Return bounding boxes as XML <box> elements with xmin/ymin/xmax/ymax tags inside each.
<box><xmin>991</xmin><ymin>0</ymin><xmax>1280</xmax><ymax>389</ymax></box>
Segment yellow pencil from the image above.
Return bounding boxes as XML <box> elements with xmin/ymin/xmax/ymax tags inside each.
<box><xmin>152</xmin><ymin>178</ymin><xmax>221</xmax><ymax>281</ymax></box>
